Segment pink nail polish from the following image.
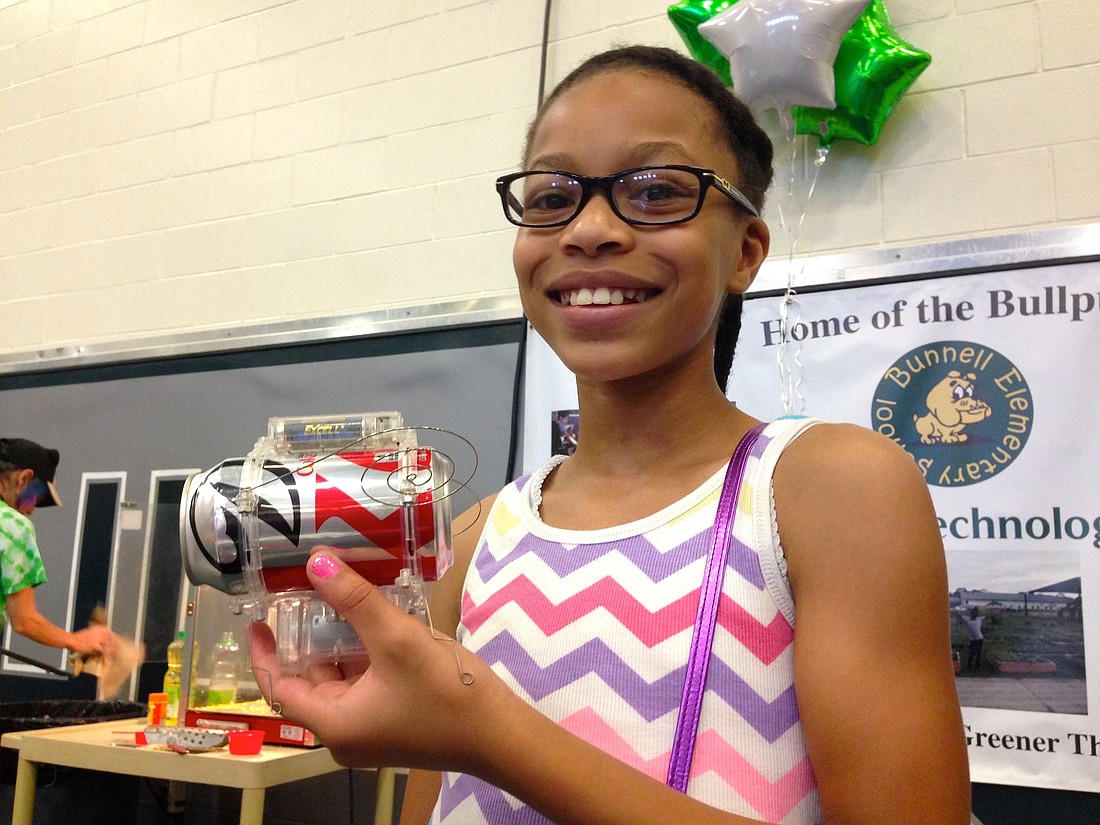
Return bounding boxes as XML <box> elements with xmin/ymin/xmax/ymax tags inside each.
<box><xmin>310</xmin><ymin>551</ymin><xmax>340</xmax><ymax>579</ymax></box>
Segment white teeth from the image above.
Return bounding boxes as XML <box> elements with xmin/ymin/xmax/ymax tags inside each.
<box><xmin>561</xmin><ymin>288</ymin><xmax>650</xmax><ymax>306</ymax></box>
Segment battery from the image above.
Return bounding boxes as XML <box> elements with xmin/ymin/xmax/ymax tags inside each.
<box><xmin>268</xmin><ymin>411</ymin><xmax>407</xmax><ymax>455</ymax></box>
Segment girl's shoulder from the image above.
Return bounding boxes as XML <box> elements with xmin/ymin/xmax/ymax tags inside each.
<box><xmin>772</xmin><ymin>420</ymin><xmax>940</xmax><ymax>582</ymax></box>
<box><xmin>772</xmin><ymin>419</ymin><xmax>919</xmax><ymax>488</ymax></box>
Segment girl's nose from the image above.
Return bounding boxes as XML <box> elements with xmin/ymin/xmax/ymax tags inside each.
<box><xmin>560</xmin><ymin>191</ymin><xmax>633</xmax><ymax>254</ymax></box>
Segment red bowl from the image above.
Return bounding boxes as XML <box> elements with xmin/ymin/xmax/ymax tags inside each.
<box><xmin>227</xmin><ymin>729</ymin><xmax>265</xmax><ymax>755</ymax></box>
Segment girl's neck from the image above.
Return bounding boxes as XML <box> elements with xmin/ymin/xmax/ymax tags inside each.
<box><xmin>568</xmin><ymin>364</ymin><xmax>753</xmax><ymax>476</ymax></box>
<box><xmin>536</xmin><ymin>366</ymin><xmax>757</xmax><ymax>529</ymax></box>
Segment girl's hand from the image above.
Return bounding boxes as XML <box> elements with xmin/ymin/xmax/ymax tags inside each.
<box><xmin>248</xmin><ymin>548</ymin><xmax>514</xmax><ymax>773</ymax></box>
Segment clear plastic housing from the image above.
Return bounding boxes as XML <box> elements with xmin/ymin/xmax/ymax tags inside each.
<box><xmin>180</xmin><ymin>412</ymin><xmax>453</xmax><ymax>674</ymax></box>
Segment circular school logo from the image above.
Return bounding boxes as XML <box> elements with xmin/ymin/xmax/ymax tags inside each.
<box><xmin>870</xmin><ymin>341</ymin><xmax>1033</xmax><ymax>487</ymax></box>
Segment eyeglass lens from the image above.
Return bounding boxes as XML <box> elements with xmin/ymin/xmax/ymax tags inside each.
<box><xmin>507</xmin><ymin>167</ymin><xmax>706</xmax><ymax>226</ymax></box>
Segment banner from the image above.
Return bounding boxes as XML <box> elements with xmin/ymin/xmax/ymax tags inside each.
<box><xmin>523</xmin><ymin>261</ymin><xmax>1099</xmax><ymax>791</ymax></box>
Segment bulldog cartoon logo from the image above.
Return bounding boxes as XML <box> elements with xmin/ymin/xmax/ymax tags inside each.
<box><xmin>913</xmin><ymin>371</ymin><xmax>993</xmax><ymax>444</ymax></box>
<box><xmin>871</xmin><ymin>341</ymin><xmax>1033</xmax><ymax>487</ymax></box>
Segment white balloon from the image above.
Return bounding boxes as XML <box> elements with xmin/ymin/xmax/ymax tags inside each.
<box><xmin>699</xmin><ymin>0</ymin><xmax>869</xmax><ymax>119</ymax></box>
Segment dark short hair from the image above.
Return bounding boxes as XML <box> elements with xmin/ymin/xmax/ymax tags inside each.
<box><xmin>524</xmin><ymin>45</ymin><xmax>774</xmax><ymax>213</ymax></box>
<box><xmin>523</xmin><ymin>45</ymin><xmax>773</xmax><ymax>391</ymax></box>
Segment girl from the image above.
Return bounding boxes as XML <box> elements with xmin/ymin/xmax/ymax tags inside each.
<box><xmin>250</xmin><ymin>46</ymin><xmax>970</xmax><ymax>824</ymax></box>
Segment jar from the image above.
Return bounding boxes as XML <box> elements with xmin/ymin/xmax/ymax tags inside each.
<box><xmin>147</xmin><ymin>692</ymin><xmax>169</xmax><ymax>726</ymax></box>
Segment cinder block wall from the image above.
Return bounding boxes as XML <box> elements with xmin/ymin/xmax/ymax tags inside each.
<box><xmin>1</xmin><ymin>0</ymin><xmax>1097</xmax><ymax>358</ymax></box>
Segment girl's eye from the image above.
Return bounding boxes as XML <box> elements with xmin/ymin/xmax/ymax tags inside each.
<box><xmin>638</xmin><ymin>183</ymin><xmax>679</xmax><ymax>202</ymax></box>
<box><xmin>628</xmin><ymin>179</ymin><xmax>692</xmax><ymax>202</ymax></box>
<box><xmin>527</xmin><ymin>190</ymin><xmax>576</xmax><ymax>212</ymax></box>
<box><xmin>618</xmin><ymin>171</ymin><xmax>699</xmax><ymax>215</ymax></box>
<box><xmin>521</xmin><ymin>175</ymin><xmax>581</xmax><ymax>217</ymax></box>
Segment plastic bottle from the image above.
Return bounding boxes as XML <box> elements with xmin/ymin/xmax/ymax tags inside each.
<box><xmin>207</xmin><ymin>630</ymin><xmax>240</xmax><ymax>706</ymax></box>
<box><xmin>147</xmin><ymin>692</ymin><xmax>169</xmax><ymax>726</ymax></box>
<box><xmin>163</xmin><ymin>631</ymin><xmax>184</xmax><ymax>725</ymax></box>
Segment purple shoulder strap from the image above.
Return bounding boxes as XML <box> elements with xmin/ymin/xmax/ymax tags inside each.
<box><xmin>665</xmin><ymin>422</ymin><xmax>767</xmax><ymax>793</ymax></box>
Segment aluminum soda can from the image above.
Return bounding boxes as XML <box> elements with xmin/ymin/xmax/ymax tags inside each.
<box><xmin>181</xmin><ymin>445</ymin><xmax>452</xmax><ymax>597</ymax></box>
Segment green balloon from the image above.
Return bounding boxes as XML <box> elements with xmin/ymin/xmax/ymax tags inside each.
<box><xmin>792</xmin><ymin>0</ymin><xmax>931</xmax><ymax>146</ymax></box>
<box><xmin>669</xmin><ymin>0</ymin><xmax>932</xmax><ymax>148</ymax></box>
<box><xmin>667</xmin><ymin>0</ymin><xmax>736</xmax><ymax>87</ymax></box>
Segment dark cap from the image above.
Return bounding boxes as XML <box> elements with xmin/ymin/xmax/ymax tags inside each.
<box><xmin>0</xmin><ymin>438</ymin><xmax>62</xmax><ymax>507</ymax></box>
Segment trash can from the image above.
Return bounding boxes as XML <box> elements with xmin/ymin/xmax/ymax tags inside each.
<box><xmin>0</xmin><ymin>699</ymin><xmax>146</xmax><ymax>825</ymax></box>
<box><xmin>0</xmin><ymin>698</ymin><xmax>146</xmax><ymax>783</ymax></box>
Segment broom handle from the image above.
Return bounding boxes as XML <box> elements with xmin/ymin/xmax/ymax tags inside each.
<box><xmin>0</xmin><ymin>645</ymin><xmax>72</xmax><ymax>677</ymax></box>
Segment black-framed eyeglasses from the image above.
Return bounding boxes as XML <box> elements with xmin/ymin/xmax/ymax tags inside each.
<box><xmin>495</xmin><ymin>164</ymin><xmax>759</xmax><ymax>228</ymax></box>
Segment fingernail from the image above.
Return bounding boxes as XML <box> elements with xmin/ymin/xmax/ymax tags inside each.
<box><xmin>310</xmin><ymin>551</ymin><xmax>340</xmax><ymax>579</ymax></box>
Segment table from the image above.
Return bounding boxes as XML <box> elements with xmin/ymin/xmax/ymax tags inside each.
<box><xmin>1</xmin><ymin>719</ymin><xmax>396</xmax><ymax>825</ymax></box>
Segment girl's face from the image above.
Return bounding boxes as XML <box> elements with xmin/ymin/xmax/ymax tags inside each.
<box><xmin>513</xmin><ymin>69</ymin><xmax>767</xmax><ymax>386</ymax></box>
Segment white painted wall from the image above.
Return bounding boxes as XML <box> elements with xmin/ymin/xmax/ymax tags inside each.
<box><xmin>1</xmin><ymin>0</ymin><xmax>1097</xmax><ymax>360</ymax></box>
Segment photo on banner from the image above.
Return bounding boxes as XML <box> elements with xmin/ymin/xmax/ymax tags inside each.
<box><xmin>522</xmin><ymin>261</ymin><xmax>1100</xmax><ymax>793</ymax></box>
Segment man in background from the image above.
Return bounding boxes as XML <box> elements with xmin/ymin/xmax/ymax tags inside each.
<box><xmin>0</xmin><ymin>438</ymin><xmax>116</xmax><ymax>657</ymax></box>
<box><xmin>965</xmin><ymin>606</ymin><xmax>986</xmax><ymax>672</ymax></box>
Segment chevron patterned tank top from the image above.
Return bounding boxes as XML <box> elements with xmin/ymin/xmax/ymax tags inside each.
<box><xmin>433</xmin><ymin>417</ymin><xmax>823</xmax><ymax>824</ymax></box>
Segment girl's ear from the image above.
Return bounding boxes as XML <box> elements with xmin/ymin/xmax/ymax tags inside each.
<box><xmin>727</xmin><ymin>216</ymin><xmax>769</xmax><ymax>295</ymax></box>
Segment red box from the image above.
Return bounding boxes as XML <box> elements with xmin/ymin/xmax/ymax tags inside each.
<box><xmin>183</xmin><ymin>708</ymin><xmax>319</xmax><ymax>748</ymax></box>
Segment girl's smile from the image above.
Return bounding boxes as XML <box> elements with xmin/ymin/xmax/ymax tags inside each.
<box><xmin>554</xmin><ymin>286</ymin><xmax>657</xmax><ymax>307</ymax></box>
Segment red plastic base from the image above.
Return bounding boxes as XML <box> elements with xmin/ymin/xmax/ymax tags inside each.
<box><xmin>183</xmin><ymin>708</ymin><xmax>318</xmax><ymax>748</ymax></box>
